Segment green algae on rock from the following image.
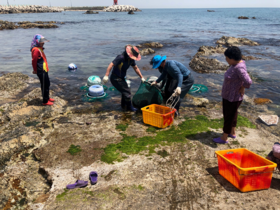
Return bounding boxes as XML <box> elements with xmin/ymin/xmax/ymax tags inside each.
<box><xmin>101</xmin><ymin>115</ymin><xmax>256</xmax><ymax>164</ymax></box>
<box><xmin>116</xmin><ymin>123</ymin><xmax>129</xmax><ymax>132</ymax></box>
<box><xmin>67</xmin><ymin>145</ymin><xmax>82</xmax><ymax>156</ymax></box>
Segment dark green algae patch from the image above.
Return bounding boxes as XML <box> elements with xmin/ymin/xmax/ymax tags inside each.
<box><xmin>101</xmin><ymin>115</ymin><xmax>256</xmax><ymax>164</ymax></box>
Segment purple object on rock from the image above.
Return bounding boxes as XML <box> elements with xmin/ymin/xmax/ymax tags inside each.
<box><xmin>66</xmin><ymin>180</ymin><xmax>88</xmax><ymax>189</ymax></box>
<box><xmin>89</xmin><ymin>171</ymin><xmax>98</xmax><ymax>185</ymax></box>
<box><xmin>213</xmin><ymin>137</ymin><xmax>228</xmax><ymax>144</ymax></box>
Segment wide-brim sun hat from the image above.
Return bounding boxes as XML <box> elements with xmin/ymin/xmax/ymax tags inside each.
<box><xmin>39</xmin><ymin>37</ymin><xmax>49</xmax><ymax>43</ymax></box>
<box><xmin>126</xmin><ymin>45</ymin><xmax>141</xmax><ymax>61</ymax></box>
<box><xmin>152</xmin><ymin>55</ymin><xmax>167</xmax><ymax>69</ymax></box>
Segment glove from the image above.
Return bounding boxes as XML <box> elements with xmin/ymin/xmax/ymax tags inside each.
<box><xmin>103</xmin><ymin>76</ymin><xmax>109</xmax><ymax>84</ymax></box>
<box><xmin>141</xmin><ymin>77</ymin><xmax>145</xmax><ymax>83</ymax></box>
<box><xmin>151</xmin><ymin>81</ymin><xmax>157</xmax><ymax>86</ymax></box>
<box><xmin>174</xmin><ymin>87</ymin><xmax>181</xmax><ymax>96</ymax></box>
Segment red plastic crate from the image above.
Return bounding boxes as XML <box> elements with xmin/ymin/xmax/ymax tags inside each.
<box><xmin>215</xmin><ymin>148</ymin><xmax>277</xmax><ymax>192</ymax></box>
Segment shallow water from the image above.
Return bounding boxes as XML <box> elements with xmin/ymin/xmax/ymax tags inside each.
<box><xmin>0</xmin><ymin>8</ymin><xmax>280</xmax><ymax>115</ymax></box>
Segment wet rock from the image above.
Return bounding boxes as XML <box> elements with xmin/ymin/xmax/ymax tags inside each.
<box><xmin>238</xmin><ymin>16</ymin><xmax>249</xmax><ymax>19</ymax></box>
<box><xmin>193</xmin><ymin>98</ymin><xmax>209</xmax><ymax>107</ymax></box>
<box><xmin>216</xmin><ymin>36</ymin><xmax>260</xmax><ymax>46</ymax></box>
<box><xmin>242</xmin><ymin>55</ymin><xmax>260</xmax><ymax>60</ymax></box>
<box><xmin>140</xmin><ymin>48</ymin><xmax>155</xmax><ymax>56</ymax></box>
<box><xmin>0</xmin><ymin>20</ymin><xmax>18</xmax><ymax>30</ymax></box>
<box><xmin>128</xmin><ymin>10</ymin><xmax>135</xmax><ymax>14</ymax></box>
<box><xmin>196</xmin><ymin>45</ymin><xmax>226</xmax><ymax>56</ymax></box>
<box><xmin>0</xmin><ymin>73</ymin><xmax>30</xmax><ymax>97</ymax></box>
<box><xmin>207</xmin><ymin>10</ymin><xmax>215</xmax><ymax>12</ymax></box>
<box><xmin>254</xmin><ymin>98</ymin><xmax>273</xmax><ymax>105</ymax></box>
<box><xmin>252</xmin><ymin>17</ymin><xmax>256</xmax><ymax>19</ymax></box>
<box><xmin>84</xmin><ymin>10</ymin><xmax>99</xmax><ymax>14</ymax></box>
<box><xmin>140</xmin><ymin>42</ymin><xmax>163</xmax><ymax>48</ymax></box>
<box><xmin>189</xmin><ymin>56</ymin><xmax>229</xmax><ymax>73</ymax></box>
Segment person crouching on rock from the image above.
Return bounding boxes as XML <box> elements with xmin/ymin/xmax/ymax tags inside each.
<box><xmin>31</xmin><ymin>34</ymin><xmax>54</xmax><ymax>106</ymax></box>
<box><xmin>150</xmin><ymin>55</ymin><xmax>194</xmax><ymax>115</ymax></box>
<box><xmin>102</xmin><ymin>45</ymin><xmax>145</xmax><ymax>111</ymax></box>
<box><xmin>213</xmin><ymin>46</ymin><xmax>252</xmax><ymax>144</ymax></box>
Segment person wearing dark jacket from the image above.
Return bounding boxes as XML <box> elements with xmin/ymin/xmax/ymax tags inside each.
<box><xmin>102</xmin><ymin>45</ymin><xmax>145</xmax><ymax>111</ymax></box>
<box><xmin>150</xmin><ymin>55</ymin><xmax>194</xmax><ymax>114</ymax></box>
<box><xmin>31</xmin><ymin>34</ymin><xmax>54</xmax><ymax>106</ymax></box>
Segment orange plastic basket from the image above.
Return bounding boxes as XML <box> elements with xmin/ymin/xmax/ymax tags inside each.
<box><xmin>215</xmin><ymin>148</ymin><xmax>277</xmax><ymax>192</ymax></box>
<box><xmin>141</xmin><ymin>104</ymin><xmax>176</xmax><ymax>128</ymax></box>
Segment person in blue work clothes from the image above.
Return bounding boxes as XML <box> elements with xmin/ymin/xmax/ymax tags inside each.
<box><xmin>102</xmin><ymin>45</ymin><xmax>145</xmax><ymax>111</ymax></box>
<box><xmin>150</xmin><ymin>55</ymin><xmax>194</xmax><ymax>114</ymax></box>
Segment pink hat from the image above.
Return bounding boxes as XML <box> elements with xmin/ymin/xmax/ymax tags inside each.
<box><xmin>125</xmin><ymin>45</ymin><xmax>141</xmax><ymax>61</ymax></box>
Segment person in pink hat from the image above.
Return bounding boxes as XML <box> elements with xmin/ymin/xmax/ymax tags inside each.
<box><xmin>103</xmin><ymin>45</ymin><xmax>145</xmax><ymax>111</ymax></box>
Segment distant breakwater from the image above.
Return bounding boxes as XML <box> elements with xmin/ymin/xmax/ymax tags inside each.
<box><xmin>63</xmin><ymin>6</ymin><xmax>107</xmax><ymax>11</ymax></box>
<box><xmin>0</xmin><ymin>5</ymin><xmax>64</xmax><ymax>14</ymax></box>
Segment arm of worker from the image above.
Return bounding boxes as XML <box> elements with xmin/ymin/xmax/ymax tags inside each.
<box><xmin>32</xmin><ymin>49</ymin><xmax>40</xmax><ymax>74</ymax></box>
<box><xmin>169</xmin><ymin>61</ymin><xmax>183</xmax><ymax>88</ymax></box>
<box><xmin>132</xmin><ymin>65</ymin><xmax>145</xmax><ymax>82</ymax></box>
<box><xmin>237</xmin><ymin>66</ymin><xmax>252</xmax><ymax>89</ymax></box>
<box><xmin>156</xmin><ymin>70</ymin><xmax>167</xmax><ymax>84</ymax></box>
<box><xmin>103</xmin><ymin>62</ymin><xmax>114</xmax><ymax>84</ymax></box>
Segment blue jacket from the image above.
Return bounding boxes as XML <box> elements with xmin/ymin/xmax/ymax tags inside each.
<box><xmin>156</xmin><ymin>60</ymin><xmax>190</xmax><ymax>87</ymax></box>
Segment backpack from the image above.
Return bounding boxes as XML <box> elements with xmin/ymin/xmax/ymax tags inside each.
<box><xmin>273</xmin><ymin>142</ymin><xmax>280</xmax><ymax>160</ymax></box>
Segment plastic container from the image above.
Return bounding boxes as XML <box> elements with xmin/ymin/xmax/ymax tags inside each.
<box><xmin>215</xmin><ymin>148</ymin><xmax>277</xmax><ymax>192</ymax></box>
<box><xmin>87</xmin><ymin>76</ymin><xmax>101</xmax><ymax>86</ymax></box>
<box><xmin>88</xmin><ymin>85</ymin><xmax>104</xmax><ymax>97</ymax></box>
<box><xmin>141</xmin><ymin>104</ymin><xmax>176</xmax><ymax>128</ymax></box>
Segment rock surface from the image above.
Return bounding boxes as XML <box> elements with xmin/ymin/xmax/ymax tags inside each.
<box><xmin>0</xmin><ymin>5</ymin><xmax>63</xmax><ymax>14</ymax></box>
<box><xmin>238</xmin><ymin>16</ymin><xmax>249</xmax><ymax>19</ymax></box>
<box><xmin>0</xmin><ymin>73</ymin><xmax>280</xmax><ymax>210</ymax></box>
<box><xmin>242</xmin><ymin>55</ymin><xmax>260</xmax><ymax>60</ymax></box>
<box><xmin>139</xmin><ymin>48</ymin><xmax>155</xmax><ymax>56</ymax></box>
<box><xmin>138</xmin><ymin>42</ymin><xmax>163</xmax><ymax>48</ymax></box>
<box><xmin>128</xmin><ymin>10</ymin><xmax>135</xmax><ymax>14</ymax></box>
<box><xmin>0</xmin><ymin>20</ymin><xmax>63</xmax><ymax>30</ymax></box>
<box><xmin>104</xmin><ymin>5</ymin><xmax>141</xmax><ymax>12</ymax></box>
<box><xmin>84</xmin><ymin>10</ymin><xmax>99</xmax><ymax>14</ymax></box>
<box><xmin>196</xmin><ymin>45</ymin><xmax>226</xmax><ymax>56</ymax></box>
<box><xmin>216</xmin><ymin>36</ymin><xmax>260</xmax><ymax>46</ymax></box>
<box><xmin>207</xmin><ymin>10</ymin><xmax>215</xmax><ymax>12</ymax></box>
<box><xmin>189</xmin><ymin>56</ymin><xmax>229</xmax><ymax>73</ymax></box>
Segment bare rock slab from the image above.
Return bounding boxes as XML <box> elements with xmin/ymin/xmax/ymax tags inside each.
<box><xmin>216</xmin><ymin>36</ymin><xmax>260</xmax><ymax>46</ymax></box>
<box><xmin>189</xmin><ymin>56</ymin><xmax>229</xmax><ymax>73</ymax></box>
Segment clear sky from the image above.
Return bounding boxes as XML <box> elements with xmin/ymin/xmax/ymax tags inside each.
<box><xmin>2</xmin><ymin>0</ymin><xmax>280</xmax><ymax>8</ymax></box>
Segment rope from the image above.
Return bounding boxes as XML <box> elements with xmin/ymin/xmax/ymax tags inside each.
<box><xmin>166</xmin><ymin>93</ymin><xmax>180</xmax><ymax>118</ymax></box>
<box><xmin>190</xmin><ymin>85</ymin><xmax>201</xmax><ymax>93</ymax></box>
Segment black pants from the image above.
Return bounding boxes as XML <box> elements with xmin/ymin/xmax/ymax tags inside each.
<box><xmin>110</xmin><ymin>74</ymin><xmax>131</xmax><ymax>102</ymax></box>
<box><xmin>37</xmin><ymin>71</ymin><xmax>50</xmax><ymax>103</ymax></box>
<box><xmin>222</xmin><ymin>98</ymin><xmax>242</xmax><ymax>134</ymax></box>
<box><xmin>164</xmin><ymin>73</ymin><xmax>194</xmax><ymax>112</ymax></box>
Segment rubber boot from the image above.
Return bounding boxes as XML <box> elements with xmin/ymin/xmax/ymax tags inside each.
<box><xmin>121</xmin><ymin>97</ymin><xmax>126</xmax><ymax>109</ymax></box>
<box><xmin>126</xmin><ymin>101</ymin><xmax>137</xmax><ymax>112</ymax></box>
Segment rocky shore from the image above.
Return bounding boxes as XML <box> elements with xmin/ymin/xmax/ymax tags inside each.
<box><xmin>0</xmin><ymin>5</ymin><xmax>63</xmax><ymax>14</ymax></box>
<box><xmin>104</xmin><ymin>5</ymin><xmax>141</xmax><ymax>12</ymax></box>
<box><xmin>0</xmin><ymin>72</ymin><xmax>279</xmax><ymax>209</ymax></box>
<box><xmin>0</xmin><ymin>20</ymin><xmax>64</xmax><ymax>30</ymax></box>
<box><xmin>189</xmin><ymin>36</ymin><xmax>260</xmax><ymax>73</ymax></box>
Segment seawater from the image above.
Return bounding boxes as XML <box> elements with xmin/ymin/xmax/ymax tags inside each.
<box><xmin>0</xmin><ymin>8</ymin><xmax>280</xmax><ymax>114</ymax></box>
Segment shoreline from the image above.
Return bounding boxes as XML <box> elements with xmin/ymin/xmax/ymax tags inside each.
<box><xmin>0</xmin><ymin>72</ymin><xmax>279</xmax><ymax>209</ymax></box>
